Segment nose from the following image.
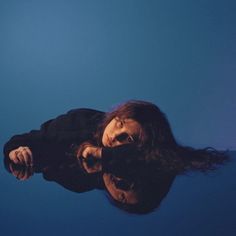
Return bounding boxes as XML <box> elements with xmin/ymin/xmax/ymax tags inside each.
<box><xmin>110</xmin><ymin>136</ymin><xmax>116</xmax><ymax>145</ymax></box>
<box><xmin>109</xmin><ymin>134</ymin><xmax>119</xmax><ymax>147</ymax></box>
<box><xmin>107</xmin><ymin>134</ymin><xmax>115</xmax><ymax>147</ymax></box>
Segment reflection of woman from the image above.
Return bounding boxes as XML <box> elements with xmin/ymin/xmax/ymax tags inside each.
<box><xmin>3</xmin><ymin>100</ymin><xmax>228</xmax><ymax>171</ymax></box>
<box><xmin>103</xmin><ymin>171</ymin><xmax>175</xmax><ymax>214</ymax></box>
<box><xmin>5</xmin><ymin>154</ymin><xmax>175</xmax><ymax>215</ymax></box>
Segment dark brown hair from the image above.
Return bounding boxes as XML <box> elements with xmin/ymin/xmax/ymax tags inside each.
<box><xmin>104</xmin><ymin>166</ymin><xmax>176</xmax><ymax>214</ymax></box>
<box><xmin>95</xmin><ymin>100</ymin><xmax>177</xmax><ymax>150</ymax></box>
<box><xmin>95</xmin><ymin>100</ymin><xmax>229</xmax><ymax>170</ymax></box>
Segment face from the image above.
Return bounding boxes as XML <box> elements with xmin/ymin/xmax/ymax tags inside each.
<box><xmin>103</xmin><ymin>173</ymin><xmax>139</xmax><ymax>204</ymax></box>
<box><xmin>102</xmin><ymin>117</ymin><xmax>142</xmax><ymax>147</ymax></box>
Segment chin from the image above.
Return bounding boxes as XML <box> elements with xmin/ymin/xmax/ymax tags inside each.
<box><xmin>101</xmin><ymin>134</ymin><xmax>109</xmax><ymax>147</ymax></box>
<box><xmin>101</xmin><ymin>137</ymin><xmax>107</xmax><ymax>147</ymax></box>
<box><xmin>103</xmin><ymin>142</ymin><xmax>109</xmax><ymax>147</ymax></box>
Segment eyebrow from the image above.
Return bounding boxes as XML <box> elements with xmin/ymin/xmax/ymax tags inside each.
<box><xmin>122</xmin><ymin>119</ymin><xmax>140</xmax><ymax>142</ymax></box>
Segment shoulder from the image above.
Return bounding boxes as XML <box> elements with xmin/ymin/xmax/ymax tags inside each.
<box><xmin>67</xmin><ymin>108</ymin><xmax>104</xmax><ymax>116</ymax></box>
<box><xmin>41</xmin><ymin>108</ymin><xmax>105</xmax><ymax>132</ymax></box>
<box><xmin>66</xmin><ymin>108</ymin><xmax>105</xmax><ymax>122</ymax></box>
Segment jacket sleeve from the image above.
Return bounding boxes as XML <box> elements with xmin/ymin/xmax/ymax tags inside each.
<box><xmin>3</xmin><ymin>130</ymin><xmax>47</xmax><ymax>158</ymax></box>
<box><xmin>3</xmin><ymin>109</ymin><xmax>102</xmax><ymax>159</ymax></box>
<box><xmin>101</xmin><ymin>144</ymin><xmax>145</xmax><ymax>171</ymax></box>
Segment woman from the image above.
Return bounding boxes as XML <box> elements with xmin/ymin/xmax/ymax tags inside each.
<box><xmin>3</xmin><ymin>100</ymin><xmax>228</xmax><ymax>172</ymax></box>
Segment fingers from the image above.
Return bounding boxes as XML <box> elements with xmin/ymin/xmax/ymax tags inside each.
<box><xmin>82</xmin><ymin>146</ymin><xmax>91</xmax><ymax>158</ymax></box>
<box><xmin>9</xmin><ymin>150</ymin><xmax>21</xmax><ymax>164</ymax></box>
<box><xmin>9</xmin><ymin>146</ymin><xmax>33</xmax><ymax>166</ymax></box>
<box><xmin>76</xmin><ymin>142</ymin><xmax>92</xmax><ymax>158</ymax></box>
<box><xmin>21</xmin><ymin>147</ymin><xmax>33</xmax><ymax>166</ymax></box>
<box><xmin>82</xmin><ymin>146</ymin><xmax>102</xmax><ymax>159</ymax></box>
<box><xmin>81</xmin><ymin>159</ymin><xmax>102</xmax><ymax>173</ymax></box>
<box><xmin>9</xmin><ymin>163</ymin><xmax>33</xmax><ymax>181</ymax></box>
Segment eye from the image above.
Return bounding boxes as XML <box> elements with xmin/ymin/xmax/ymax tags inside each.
<box><xmin>116</xmin><ymin>133</ymin><xmax>134</xmax><ymax>143</ymax></box>
<box><xmin>114</xmin><ymin>179</ymin><xmax>132</xmax><ymax>191</ymax></box>
<box><xmin>116</xmin><ymin>133</ymin><xmax>128</xmax><ymax>142</ymax></box>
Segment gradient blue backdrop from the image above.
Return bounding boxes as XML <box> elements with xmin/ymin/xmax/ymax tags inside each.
<box><xmin>1</xmin><ymin>0</ymin><xmax>236</xmax><ymax>149</ymax></box>
<box><xmin>0</xmin><ymin>2</ymin><xmax>236</xmax><ymax>236</ymax></box>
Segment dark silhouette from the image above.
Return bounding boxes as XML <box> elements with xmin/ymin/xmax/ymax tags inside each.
<box><xmin>4</xmin><ymin>145</ymin><xmax>176</xmax><ymax>214</ymax></box>
<box><xmin>3</xmin><ymin>139</ymin><xmax>229</xmax><ymax>214</ymax></box>
<box><xmin>2</xmin><ymin>100</ymin><xmax>230</xmax><ymax>214</ymax></box>
<box><xmin>3</xmin><ymin>100</ymin><xmax>229</xmax><ymax>171</ymax></box>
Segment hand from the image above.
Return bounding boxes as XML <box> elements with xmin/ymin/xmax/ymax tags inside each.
<box><xmin>80</xmin><ymin>158</ymin><xmax>102</xmax><ymax>174</ymax></box>
<box><xmin>76</xmin><ymin>142</ymin><xmax>102</xmax><ymax>159</ymax></box>
<box><xmin>9</xmin><ymin>146</ymin><xmax>33</xmax><ymax>166</ymax></box>
<box><xmin>8</xmin><ymin>162</ymin><xmax>33</xmax><ymax>181</ymax></box>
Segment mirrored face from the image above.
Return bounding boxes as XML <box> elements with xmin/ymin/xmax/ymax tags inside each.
<box><xmin>103</xmin><ymin>173</ymin><xmax>139</xmax><ymax>204</ymax></box>
<box><xmin>102</xmin><ymin>117</ymin><xmax>142</xmax><ymax>147</ymax></box>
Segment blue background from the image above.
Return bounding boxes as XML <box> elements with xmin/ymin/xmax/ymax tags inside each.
<box><xmin>0</xmin><ymin>0</ymin><xmax>236</xmax><ymax>150</ymax></box>
<box><xmin>0</xmin><ymin>1</ymin><xmax>236</xmax><ymax>235</ymax></box>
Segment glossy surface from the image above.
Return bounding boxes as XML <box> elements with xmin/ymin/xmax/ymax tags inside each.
<box><xmin>1</xmin><ymin>138</ymin><xmax>235</xmax><ymax>235</ymax></box>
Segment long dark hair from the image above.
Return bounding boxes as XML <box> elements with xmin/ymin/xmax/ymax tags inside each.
<box><xmin>95</xmin><ymin>100</ymin><xmax>177</xmax><ymax>148</ymax></box>
<box><xmin>95</xmin><ymin>100</ymin><xmax>229</xmax><ymax>172</ymax></box>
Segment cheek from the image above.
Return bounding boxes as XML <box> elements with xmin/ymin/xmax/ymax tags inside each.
<box><xmin>103</xmin><ymin>125</ymin><xmax>110</xmax><ymax>136</ymax></box>
<box><xmin>102</xmin><ymin>128</ymin><xmax>107</xmax><ymax>143</ymax></box>
<box><xmin>105</xmin><ymin>121</ymin><xmax>116</xmax><ymax>135</ymax></box>
<box><xmin>102</xmin><ymin>122</ymin><xmax>113</xmax><ymax>145</ymax></box>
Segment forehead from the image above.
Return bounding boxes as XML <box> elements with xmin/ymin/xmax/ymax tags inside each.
<box><xmin>122</xmin><ymin>118</ymin><xmax>141</xmax><ymax>130</ymax></box>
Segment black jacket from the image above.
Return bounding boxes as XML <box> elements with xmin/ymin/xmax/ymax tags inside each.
<box><xmin>3</xmin><ymin>108</ymin><xmax>104</xmax><ymax>159</ymax></box>
<box><xmin>3</xmin><ymin>108</ymin><xmax>141</xmax><ymax>167</ymax></box>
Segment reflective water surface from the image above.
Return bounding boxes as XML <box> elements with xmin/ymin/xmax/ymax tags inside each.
<box><xmin>1</xmin><ymin>134</ymin><xmax>235</xmax><ymax>236</ymax></box>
